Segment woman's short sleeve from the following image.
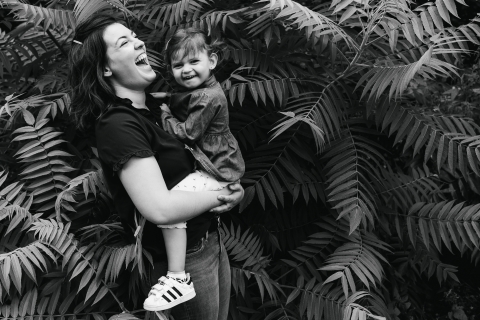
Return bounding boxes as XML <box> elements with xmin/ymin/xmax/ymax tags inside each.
<box><xmin>96</xmin><ymin>107</ymin><xmax>155</xmax><ymax>171</ymax></box>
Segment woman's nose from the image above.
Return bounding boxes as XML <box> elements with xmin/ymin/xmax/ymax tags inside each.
<box><xmin>134</xmin><ymin>38</ymin><xmax>145</xmax><ymax>50</ymax></box>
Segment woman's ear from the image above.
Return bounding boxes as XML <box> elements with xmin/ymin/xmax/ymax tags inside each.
<box><xmin>104</xmin><ymin>66</ymin><xmax>112</xmax><ymax>77</ymax></box>
<box><xmin>209</xmin><ymin>53</ymin><xmax>218</xmax><ymax>70</ymax></box>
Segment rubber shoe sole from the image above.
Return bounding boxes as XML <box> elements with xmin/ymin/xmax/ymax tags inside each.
<box><xmin>143</xmin><ymin>291</ymin><xmax>196</xmax><ymax>311</ymax></box>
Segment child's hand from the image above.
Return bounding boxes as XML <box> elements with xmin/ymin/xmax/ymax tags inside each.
<box><xmin>160</xmin><ymin>104</ymin><xmax>171</xmax><ymax>113</ymax></box>
<box><xmin>151</xmin><ymin>92</ymin><xmax>171</xmax><ymax>99</ymax></box>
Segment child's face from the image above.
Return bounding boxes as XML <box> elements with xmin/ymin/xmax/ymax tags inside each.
<box><xmin>171</xmin><ymin>49</ymin><xmax>217</xmax><ymax>89</ymax></box>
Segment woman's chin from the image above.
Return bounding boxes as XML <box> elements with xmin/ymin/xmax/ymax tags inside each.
<box><xmin>137</xmin><ymin>64</ymin><xmax>153</xmax><ymax>71</ymax></box>
<box><xmin>137</xmin><ymin>66</ymin><xmax>157</xmax><ymax>82</ymax></box>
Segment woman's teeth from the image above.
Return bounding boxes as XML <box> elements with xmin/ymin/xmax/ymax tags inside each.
<box><xmin>135</xmin><ymin>53</ymin><xmax>148</xmax><ymax>65</ymax></box>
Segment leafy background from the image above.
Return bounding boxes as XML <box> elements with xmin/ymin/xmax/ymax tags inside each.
<box><xmin>1</xmin><ymin>0</ymin><xmax>480</xmax><ymax>319</ymax></box>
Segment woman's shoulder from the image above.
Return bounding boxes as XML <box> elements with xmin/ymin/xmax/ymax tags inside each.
<box><xmin>97</xmin><ymin>104</ymin><xmax>143</xmax><ymax>127</ymax></box>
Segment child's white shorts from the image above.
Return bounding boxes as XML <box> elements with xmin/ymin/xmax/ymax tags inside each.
<box><xmin>157</xmin><ymin>170</ymin><xmax>228</xmax><ymax>229</ymax></box>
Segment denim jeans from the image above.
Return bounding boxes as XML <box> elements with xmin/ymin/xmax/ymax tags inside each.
<box><xmin>150</xmin><ymin>231</ymin><xmax>231</xmax><ymax>320</ymax></box>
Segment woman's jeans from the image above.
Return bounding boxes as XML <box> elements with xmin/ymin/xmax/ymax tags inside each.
<box><xmin>149</xmin><ymin>231</ymin><xmax>231</xmax><ymax>320</ymax></box>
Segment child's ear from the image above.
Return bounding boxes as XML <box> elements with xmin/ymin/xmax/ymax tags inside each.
<box><xmin>209</xmin><ymin>53</ymin><xmax>218</xmax><ymax>70</ymax></box>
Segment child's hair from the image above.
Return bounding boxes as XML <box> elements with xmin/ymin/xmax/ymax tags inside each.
<box><xmin>163</xmin><ymin>28</ymin><xmax>226</xmax><ymax>67</ymax></box>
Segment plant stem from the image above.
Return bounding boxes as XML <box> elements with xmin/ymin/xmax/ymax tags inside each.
<box><xmin>46</xmin><ymin>29</ymin><xmax>67</xmax><ymax>57</ymax></box>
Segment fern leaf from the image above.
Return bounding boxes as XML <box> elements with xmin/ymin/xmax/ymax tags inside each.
<box><xmin>7</xmin><ymin>2</ymin><xmax>75</xmax><ymax>34</ymax></box>
<box><xmin>221</xmin><ymin>222</ymin><xmax>281</xmax><ymax>301</ymax></box>
<box><xmin>74</xmin><ymin>0</ymin><xmax>135</xmax><ymax>24</ymax></box>
<box><xmin>249</xmin><ymin>0</ymin><xmax>353</xmax><ymax>47</ymax></box>
<box><xmin>391</xmin><ymin>201</ymin><xmax>480</xmax><ymax>252</ymax></box>
<box><xmin>324</xmin><ymin>126</ymin><xmax>391</xmax><ymax>233</ymax></box>
<box><xmin>320</xmin><ymin>233</ymin><xmax>388</xmax><ymax>298</ymax></box>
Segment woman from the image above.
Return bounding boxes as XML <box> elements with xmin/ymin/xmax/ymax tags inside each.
<box><xmin>68</xmin><ymin>14</ymin><xmax>244</xmax><ymax>320</ymax></box>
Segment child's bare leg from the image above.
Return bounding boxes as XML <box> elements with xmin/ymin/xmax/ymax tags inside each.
<box><xmin>162</xmin><ymin>228</ymin><xmax>187</xmax><ymax>272</ymax></box>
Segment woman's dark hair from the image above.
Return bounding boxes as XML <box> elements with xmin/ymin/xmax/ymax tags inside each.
<box><xmin>163</xmin><ymin>28</ymin><xmax>226</xmax><ymax>67</ymax></box>
<box><xmin>68</xmin><ymin>14</ymin><xmax>122</xmax><ymax>130</ymax></box>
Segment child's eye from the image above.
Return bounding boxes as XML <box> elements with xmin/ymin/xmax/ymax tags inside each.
<box><xmin>191</xmin><ymin>59</ymin><xmax>199</xmax><ymax>64</ymax></box>
<box><xmin>121</xmin><ymin>41</ymin><xmax>128</xmax><ymax>47</ymax></box>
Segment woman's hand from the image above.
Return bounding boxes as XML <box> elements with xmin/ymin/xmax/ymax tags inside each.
<box><xmin>159</xmin><ymin>103</ymin><xmax>171</xmax><ymax>113</ymax></box>
<box><xmin>209</xmin><ymin>183</ymin><xmax>244</xmax><ymax>214</ymax></box>
<box><xmin>150</xmin><ymin>92</ymin><xmax>171</xmax><ymax>99</ymax></box>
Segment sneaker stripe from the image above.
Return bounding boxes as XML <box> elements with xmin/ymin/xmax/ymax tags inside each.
<box><xmin>162</xmin><ymin>294</ymin><xmax>171</xmax><ymax>303</ymax></box>
<box><xmin>167</xmin><ymin>290</ymin><xmax>177</xmax><ymax>300</ymax></box>
<box><xmin>172</xmin><ymin>287</ymin><xmax>183</xmax><ymax>297</ymax></box>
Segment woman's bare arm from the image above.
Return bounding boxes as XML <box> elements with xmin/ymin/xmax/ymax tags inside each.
<box><xmin>119</xmin><ymin>156</ymin><xmax>231</xmax><ymax>225</ymax></box>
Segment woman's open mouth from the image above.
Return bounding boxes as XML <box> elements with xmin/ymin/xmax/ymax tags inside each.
<box><xmin>135</xmin><ymin>53</ymin><xmax>151</xmax><ymax>69</ymax></box>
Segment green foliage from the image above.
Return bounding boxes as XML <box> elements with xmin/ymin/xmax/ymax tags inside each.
<box><xmin>1</xmin><ymin>0</ymin><xmax>480</xmax><ymax>319</ymax></box>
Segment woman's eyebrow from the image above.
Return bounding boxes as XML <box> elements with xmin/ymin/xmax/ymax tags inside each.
<box><xmin>115</xmin><ymin>31</ymin><xmax>135</xmax><ymax>46</ymax></box>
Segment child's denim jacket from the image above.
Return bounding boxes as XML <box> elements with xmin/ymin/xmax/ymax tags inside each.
<box><xmin>160</xmin><ymin>75</ymin><xmax>245</xmax><ymax>182</ymax></box>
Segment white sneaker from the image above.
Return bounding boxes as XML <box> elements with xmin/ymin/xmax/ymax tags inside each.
<box><xmin>143</xmin><ymin>274</ymin><xmax>196</xmax><ymax>311</ymax></box>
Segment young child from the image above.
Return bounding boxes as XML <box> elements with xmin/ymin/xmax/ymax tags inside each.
<box><xmin>143</xmin><ymin>28</ymin><xmax>245</xmax><ymax>311</ymax></box>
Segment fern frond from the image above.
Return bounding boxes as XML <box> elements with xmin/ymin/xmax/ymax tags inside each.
<box><xmin>260</xmin><ymin>202</ymin><xmax>323</xmax><ymax>253</ymax></box>
<box><xmin>320</xmin><ymin>232</ymin><xmax>389</xmax><ymax>298</ymax></box>
<box><xmin>410</xmin><ymin>244</ymin><xmax>459</xmax><ymax>284</ymax></box>
<box><xmin>0</xmin><ymin>204</ymin><xmax>39</xmax><ymax>233</ymax></box>
<box><xmin>221</xmin><ymin>222</ymin><xmax>281</xmax><ymax>301</ymax></box>
<box><xmin>143</xmin><ymin>7</ymin><xmax>245</xmax><ymax>43</ymax></box>
<box><xmin>223</xmin><ymin>71</ymin><xmax>301</xmax><ymax>108</ymax></box>
<box><xmin>225</xmin><ymin>37</ymin><xmax>314</xmax><ymax>79</ymax></box>
<box><xmin>374</xmin><ymin>100</ymin><xmax>480</xmax><ymax>188</ymax></box>
<box><xmin>248</xmin><ymin>0</ymin><xmax>354</xmax><ymax>48</ymax></box>
<box><xmin>138</xmin><ymin>0</ymin><xmax>213</xmax><ymax>29</ymax></box>
<box><xmin>0</xmin><ymin>241</ymin><xmax>54</xmax><ymax>296</ymax></box>
<box><xmin>5</xmin><ymin>1</ymin><xmax>75</xmax><ymax>34</ymax></box>
<box><xmin>241</xmin><ymin>134</ymin><xmax>322</xmax><ymax>210</ymax></box>
<box><xmin>356</xmin><ymin>46</ymin><xmax>461</xmax><ymax>100</ymax></box>
<box><xmin>271</xmin><ymin>86</ymin><xmax>349</xmax><ymax>149</ymax></box>
<box><xmin>390</xmin><ymin>200</ymin><xmax>480</xmax><ymax>253</ymax></box>
<box><xmin>55</xmin><ymin>170</ymin><xmax>109</xmax><ymax>221</ymax></box>
<box><xmin>285</xmin><ymin>281</ymin><xmax>386</xmax><ymax>320</ymax></box>
<box><xmin>28</xmin><ymin>219</ymin><xmax>115</xmax><ymax>306</ymax></box>
<box><xmin>230</xmin><ymin>104</ymin><xmax>274</xmax><ymax>150</ymax></box>
<box><xmin>375</xmin><ymin>167</ymin><xmax>442</xmax><ymax>214</ymax></box>
<box><xmin>286</xmin><ymin>216</ymin><xmax>347</xmax><ymax>281</ymax></box>
<box><xmin>74</xmin><ymin>0</ymin><xmax>134</xmax><ymax>24</ymax></box>
<box><xmin>0</xmin><ymin>24</ymin><xmax>70</xmax><ymax>84</ymax></box>
<box><xmin>323</xmin><ymin>126</ymin><xmax>391</xmax><ymax>233</ymax></box>
<box><xmin>12</xmin><ymin>113</ymin><xmax>75</xmax><ymax>211</ymax></box>
<box><xmin>0</xmin><ymin>181</ymin><xmax>29</xmax><ymax>209</ymax></box>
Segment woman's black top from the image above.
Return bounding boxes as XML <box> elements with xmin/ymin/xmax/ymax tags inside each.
<box><xmin>95</xmin><ymin>95</ymin><xmax>215</xmax><ymax>261</ymax></box>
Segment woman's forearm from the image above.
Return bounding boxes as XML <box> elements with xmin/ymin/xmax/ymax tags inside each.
<box><xmin>144</xmin><ymin>189</ymin><xmax>229</xmax><ymax>225</ymax></box>
<box><xmin>119</xmin><ymin>156</ymin><xmax>230</xmax><ymax>225</ymax></box>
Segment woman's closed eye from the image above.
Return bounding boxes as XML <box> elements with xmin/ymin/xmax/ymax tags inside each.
<box><xmin>120</xmin><ymin>34</ymin><xmax>137</xmax><ymax>47</ymax></box>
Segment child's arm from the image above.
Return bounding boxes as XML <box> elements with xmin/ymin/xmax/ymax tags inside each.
<box><xmin>160</xmin><ymin>93</ymin><xmax>217</xmax><ymax>143</ymax></box>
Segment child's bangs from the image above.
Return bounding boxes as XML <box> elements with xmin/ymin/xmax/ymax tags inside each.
<box><xmin>171</xmin><ymin>35</ymin><xmax>207</xmax><ymax>62</ymax></box>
